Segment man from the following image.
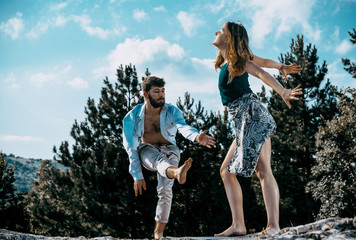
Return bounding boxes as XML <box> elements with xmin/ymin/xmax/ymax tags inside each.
<box><xmin>123</xmin><ymin>76</ymin><xmax>216</xmax><ymax>239</ymax></box>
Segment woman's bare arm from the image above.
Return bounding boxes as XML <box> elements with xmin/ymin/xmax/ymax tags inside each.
<box><xmin>252</xmin><ymin>54</ymin><xmax>302</xmax><ymax>80</ymax></box>
<box><xmin>245</xmin><ymin>60</ymin><xmax>303</xmax><ymax>109</ymax></box>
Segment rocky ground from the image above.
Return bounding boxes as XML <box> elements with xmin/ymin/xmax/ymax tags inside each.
<box><xmin>1</xmin><ymin>217</ymin><xmax>355</xmax><ymax>240</ymax></box>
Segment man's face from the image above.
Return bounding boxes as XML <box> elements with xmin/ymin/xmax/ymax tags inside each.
<box><xmin>147</xmin><ymin>86</ymin><xmax>165</xmax><ymax>108</ymax></box>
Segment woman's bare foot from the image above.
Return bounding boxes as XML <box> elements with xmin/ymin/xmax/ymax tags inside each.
<box><xmin>175</xmin><ymin>158</ymin><xmax>193</xmax><ymax>184</ymax></box>
<box><xmin>255</xmin><ymin>227</ymin><xmax>280</xmax><ymax>237</ymax></box>
<box><xmin>214</xmin><ymin>225</ymin><xmax>247</xmax><ymax>237</ymax></box>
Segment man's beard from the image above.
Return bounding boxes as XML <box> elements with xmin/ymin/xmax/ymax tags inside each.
<box><xmin>148</xmin><ymin>93</ymin><xmax>165</xmax><ymax>108</ymax></box>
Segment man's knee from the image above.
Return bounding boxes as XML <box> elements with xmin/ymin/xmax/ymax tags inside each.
<box><xmin>157</xmin><ymin>186</ymin><xmax>173</xmax><ymax>201</ymax></box>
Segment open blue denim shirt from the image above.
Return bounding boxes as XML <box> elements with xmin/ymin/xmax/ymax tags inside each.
<box><xmin>123</xmin><ymin>103</ymin><xmax>200</xmax><ymax>181</ymax></box>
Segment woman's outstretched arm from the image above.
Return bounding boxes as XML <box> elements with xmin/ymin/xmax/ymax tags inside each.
<box><xmin>245</xmin><ymin>60</ymin><xmax>303</xmax><ymax>109</ymax></box>
<box><xmin>252</xmin><ymin>54</ymin><xmax>302</xmax><ymax>80</ymax></box>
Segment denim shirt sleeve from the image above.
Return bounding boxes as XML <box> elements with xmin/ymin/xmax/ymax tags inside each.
<box><xmin>170</xmin><ymin>105</ymin><xmax>199</xmax><ymax>142</ymax></box>
<box><xmin>122</xmin><ymin>107</ymin><xmax>144</xmax><ymax>181</ymax></box>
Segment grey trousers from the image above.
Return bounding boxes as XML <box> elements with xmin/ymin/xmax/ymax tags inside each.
<box><xmin>138</xmin><ymin>143</ymin><xmax>180</xmax><ymax>223</ymax></box>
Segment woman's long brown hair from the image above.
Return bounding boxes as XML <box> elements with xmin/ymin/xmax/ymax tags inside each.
<box><xmin>215</xmin><ymin>21</ymin><xmax>254</xmax><ymax>83</ymax></box>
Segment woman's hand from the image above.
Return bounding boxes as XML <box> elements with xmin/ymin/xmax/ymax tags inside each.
<box><xmin>280</xmin><ymin>63</ymin><xmax>302</xmax><ymax>81</ymax></box>
<box><xmin>281</xmin><ymin>84</ymin><xmax>303</xmax><ymax>109</ymax></box>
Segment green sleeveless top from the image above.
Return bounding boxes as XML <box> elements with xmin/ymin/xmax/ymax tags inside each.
<box><xmin>218</xmin><ymin>63</ymin><xmax>253</xmax><ymax>105</ymax></box>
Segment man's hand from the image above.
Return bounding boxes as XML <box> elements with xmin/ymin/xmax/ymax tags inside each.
<box><xmin>280</xmin><ymin>63</ymin><xmax>302</xmax><ymax>81</ymax></box>
<box><xmin>134</xmin><ymin>179</ymin><xmax>146</xmax><ymax>197</ymax></box>
<box><xmin>281</xmin><ymin>84</ymin><xmax>303</xmax><ymax>109</ymax></box>
<box><xmin>195</xmin><ymin>130</ymin><xmax>216</xmax><ymax>149</ymax></box>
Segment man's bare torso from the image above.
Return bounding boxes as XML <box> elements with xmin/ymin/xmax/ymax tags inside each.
<box><xmin>142</xmin><ymin>110</ymin><xmax>171</xmax><ymax>146</ymax></box>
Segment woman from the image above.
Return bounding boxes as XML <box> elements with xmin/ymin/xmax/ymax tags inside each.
<box><xmin>212</xmin><ymin>21</ymin><xmax>303</xmax><ymax>237</ymax></box>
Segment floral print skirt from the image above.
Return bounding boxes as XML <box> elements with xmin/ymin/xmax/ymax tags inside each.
<box><xmin>227</xmin><ymin>93</ymin><xmax>276</xmax><ymax>177</ymax></box>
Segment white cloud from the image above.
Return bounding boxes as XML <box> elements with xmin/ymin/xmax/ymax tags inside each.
<box><xmin>0</xmin><ymin>135</ymin><xmax>42</xmax><ymax>142</ymax></box>
<box><xmin>27</xmin><ymin>15</ymin><xmax>123</xmax><ymax>39</ymax></box>
<box><xmin>50</xmin><ymin>2</ymin><xmax>69</xmax><ymax>11</ymax></box>
<box><xmin>177</xmin><ymin>11</ymin><xmax>205</xmax><ymax>37</ymax></box>
<box><xmin>5</xmin><ymin>73</ymin><xmax>20</xmax><ymax>89</ymax></box>
<box><xmin>28</xmin><ymin>72</ymin><xmax>57</xmax><ymax>88</ymax></box>
<box><xmin>302</xmin><ymin>22</ymin><xmax>321</xmax><ymax>43</ymax></box>
<box><xmin>336</xmin><ymin>39</ymin><xmax>353</xmax><ymax>55</ymax></box>
<box><xmin>73</xmin><ymin>15</ymin><xmax>112</xmax><ymax>39</ymax></box>
<box><xmin>26</xmin><ymin>63</ymin><xmax>72</xmax><ymax>88</ymax></box>
<box><xmin>207</xmin><ymin>0</ymin><xmax>227</xmax><ymax>13</ymax></box>
<box><xmin>167</xmin><ymin>44</ymin><xmax>185</xmax><ymax>60</ymax></box>
<box><xmin>326</xmin><ymin>60</ymin><xmax>356</xmax><ymax>89</ymax></box>
<box><xmin>54</xmin><ymin>16</ymin><xmax>69</xmax><ymax>26</ymax></box>
<box><xmin>333</xmin><ymin>26</ymin><xmax>340</xmax><ymax>41</ymax></box>
<box><xmin>191</xmin><ymin>58</ymin><xmax>215</xmax><ymax>70</ymax></box>
<box><xmin>154</xmin><ymin>6</ymin><xmax>166</xmax><ymax>12</ymax></box>
<box><xmin>133</xmin><ymin>9</ymin><xmax>148</xmax><ymax>22</ymax></box>
<box><xmin>244</xmin><ymin>0</ymin><xmax>320</xmax><ymax>47</ymax></box>
<box><xmin>94</xmin><ymin>37</ymin><xmax>186</xmax><ymax>78</ymax></box>
<box><xmin>26</xmin><ymin>16</ymin><xmax>68</xmax><ymax>38</ymax></box>
<box><xmin>67</xmin><ymin>77</ymin><xmax>89</xmax><ymax>89</ymax></box>
<box><xmin>4</xmin><ymin>13</ymin><xmax>123</xmax><ymax>40</ymax></box>
<box><xmin>26</xmin><ymin>21</ymin><xmax>49</xmax><ymax>38</ymax></box>
<box><xmin>0</xmin><ymin>13</ymin><xmax>24</xmax><ymax>39</ymax></box>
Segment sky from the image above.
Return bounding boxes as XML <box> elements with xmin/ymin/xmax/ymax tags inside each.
<box><xmin>0</xmin><ymin>0</ymin><xmax>355</xmax><ymax>160</ymax></box>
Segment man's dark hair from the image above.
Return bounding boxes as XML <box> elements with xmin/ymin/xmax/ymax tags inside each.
<box><xmin>142</xmin><ymin>76</ymin><xmax>165</xmax><ymax>92</ymax></box>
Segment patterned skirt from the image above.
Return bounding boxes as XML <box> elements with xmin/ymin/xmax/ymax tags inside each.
<box><xmin>226</xmin><ymin>93</ymin><xmax>276</xmax><ymax>177</ymax></box>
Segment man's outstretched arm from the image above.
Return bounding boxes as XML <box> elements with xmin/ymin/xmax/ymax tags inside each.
<box><xmin>172</xmin><ymin>106</ymin><xmax>216</xmax><ymax>148</ymax></box>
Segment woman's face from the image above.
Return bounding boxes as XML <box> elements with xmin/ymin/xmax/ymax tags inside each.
<box><xmin>213</xmin><ymin>23</ymin><xmax>228</xmax><ymax>49</ymax></box>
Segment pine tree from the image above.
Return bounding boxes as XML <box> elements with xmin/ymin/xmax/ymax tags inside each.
<box><xmin>0</xmin><ymin>153</ymin><xmax>16</xmax><ymax>228</ymax></box>
<box><xmin>255</xmin><ymin>35</ymin><xmax>339</xmax><ymax>226</ymax></box>
<box><xmin>0</xmin><ymin>153</ymin><xmax>27</xmax><ymax>231</ymax></box>
<box><xmin>306</xmin><ymin>29</ymin><xmax>356</xmax><ymax>219</ymax></box>
<box><xmin>341</xmin><ymin>28</ymin><xmax>356</xmax><ymax>79</ymax></box>
<box><xmin>25</xmin><ymin>160</ymin><xmax>74</xmax><ymax>235</ymax></box>
<box><xmin>306</xmin><ymin>88</ymin><xmax>356</xmax><ymax>219</ymax></box>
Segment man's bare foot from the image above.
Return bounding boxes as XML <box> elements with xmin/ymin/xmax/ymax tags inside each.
<box><xmin>214</xmin><ymin>225</ymin><xmax>247</xmax><ymax>237</ymax></box>
<box><xmin>175</xmin><ymin>158</ymin><xmax>193</xmax><ymax>184</ymax></box>
<box><xmin>154</xmin><ymin>232</ymin><xmax>163</xmax><ymax>240</ymax></box>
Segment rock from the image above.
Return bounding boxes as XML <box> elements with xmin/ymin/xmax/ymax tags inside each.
<box><xmin>0</xmin><ymin>229</ymin><xmax>121</xmax><ymax>240</ymax></box>
<box><xmin>1</xmin><ymin>217</ymin><xmax>356</xmax><ymax>240</ymax></box>
<box><xmin>321</xmin><ymin>222</ymin><xmax>334</xmax><ymax>231</ymax></box>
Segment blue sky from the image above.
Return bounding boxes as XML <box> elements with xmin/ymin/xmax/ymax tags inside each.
<box><xmin>1</xmin><ymin>0</ymin><xmax>355</xmax><ymax>159</ymax></box>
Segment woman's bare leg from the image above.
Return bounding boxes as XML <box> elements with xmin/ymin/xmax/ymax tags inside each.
<box><xmin>215</xmin><ymin>139</ymin><xmax>247</xmax><ymax>237</ymax></box>
<box><xmin>255</xmin><ymin>138</ymin><xmax>280</xmax><ymax>235</ymax></box>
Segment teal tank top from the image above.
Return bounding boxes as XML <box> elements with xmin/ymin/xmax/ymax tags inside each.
<box><xmin>218</xmin><ymin>63</ymin><xmax>253</xmax><ymax>105</ymax></box>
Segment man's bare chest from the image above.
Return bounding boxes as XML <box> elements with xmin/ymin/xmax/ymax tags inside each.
<box><xmin>144</xmin><ymin>114</ymin><xmax>161</xmax><ymax>133</ymax></box>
